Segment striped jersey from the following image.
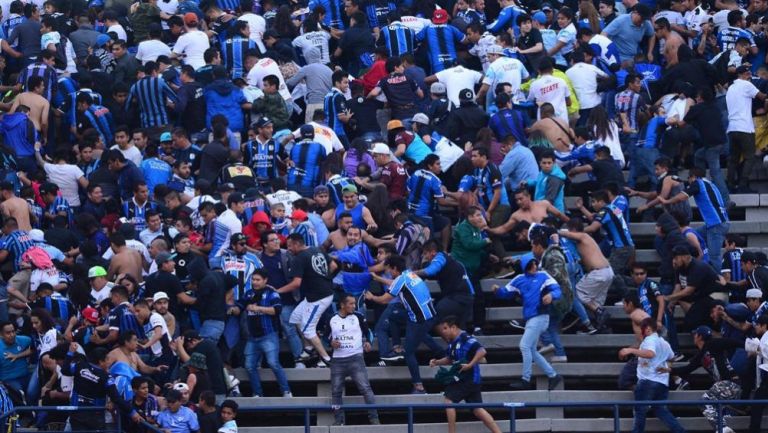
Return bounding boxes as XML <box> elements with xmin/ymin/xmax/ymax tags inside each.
<box><xmin>204</xmin><ymin>218</ymin><xmax>232</xmax><ymax>260</ymax></box>
<box><xmin>326</xmin><ymin>174</ymin><xmax>354</xmax><ymax>206</ymax></box>
<box><xmin>324</xmin><ymin>88</ymin><xmax>348</xmax><ymax>138</ymax></box>
<box><xmin>46</xmin><ymin>196</ymin><xmax>74</xmax><ymax>228</ymax></box>
<box><xmin>126</xmin><ymin>76</ymin><xmax>178</xmax><ymax>128</ymax></box>
<box><xmin>66</xmin><ymin>88</ymin><xmax>103</xmax><ymax>129</ymax></box>
<box><xmin>291</xmin><ymin>221</ymin><xmax>318</xmax><ymax>248</ymax></box>
<box><xmin>287</xmin><ymin>140</ymin><xmax>327</xmax><ymax>194</ymax></box>
<box><xmin>683</xmin><ymin>227</ymin><xmax>710</xmax><ymax>264</ymax></box>
<box><xmin>308</xmin><ymin>0</ymin><xmax>345</xmax><ymax>29</ymax></box>
<box><xmin>221</xmin><ymin>251</ymin><xmax>263</xmax><ymax>301</ymax></box>
<box><xmin>243</xmin><ymin>138</ymin><xmax>283</xmax><ymax>178</ymax></box>
<box><xmin>416</xmin><ymin>23</ymin><xmax>466</xmax><ymax>73</ymax></box>
<box><xmin>473</xmin><ymin>163</ymin><xmax>509</xmax><ymax>208</ymax></box>
<box><xmin>683</xmin><ymin>178</ymin><xmax>728</xmax><ymax>228</ymax></box>
<box><xmin>380</xmin><ymin>22</ymin><xmax>415</xmax><ymax>57</ymax></box>
<box><xmin>594</xmin><ymin>203</ymin><xmax>634</xmax><ymax>248</ymax></box>
<box><xmin>18</xmin><ymin>63</ymin><xmax>57</xmax><ymax>101</ymax></box>
<box><xmin>78</xmin><ymin>104</ymin><xmax>114</xmax><ymax>145</ymax></box>
<box><xmin>122</xmin><ymin>199</ymin><xmax>157</xmax><ymax>232</ymax></box>
<box><xmin>722</xmin><ymin>248</ymin><xmax>744</xmax><ymax>281</ymax></box>
<box><xmin>107</xmin><ymin>302</ymin><xmax>146</xmax><ymax>339</ymax></box>
<box><xmin>2</xmin><ymin>14</ymin><xmax>25</xmax><ymax>48</ymax></box>
<box><xmin>447</xmin><ymin>331</ymin><xmax>483</xmax><ymax>383</ymax></box>
<box><xmin>615</xmin><ymin>89</ymin><xmax>642</xmax><ymax>131</ymax></box>
<box><xmin>32</xmin><ymin>293</ymin><xmax>76</xmax><ymax>325</ymax></box>
<box><xmin>222</xmin><ymin>35</ymin><xmax>257</xmax><ymax>79</ymax></box>
<box><xmin>238</xmin><ymin>286</ymin><xmax>282</xmax><ymax>337</ymax></box>
<box><xmin>365</xmin><ymin>0</ymin><xmax>395</xmax><ymax>29</ymax></box>
<box><xmin>407</xmin><ymin>169</ymin><xmax>444</xmax><ymax>217</ymax></box>
<box><xmin>388</xmin><ymin>270</ymin><xmax>436</xmax><ymax>323</ymax></box>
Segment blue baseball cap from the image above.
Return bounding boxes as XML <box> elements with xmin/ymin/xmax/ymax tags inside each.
<box><xmin>532</xmin><ymin>11</ymin><xmax>547</xmax><ymax>24</ymax></box>
<box><xmin>160</xmin><ymin>132</ymin><xmax>172</xmax><ymax>142</ymax></box>
<box><xmin>693</xmin><ymin>325</ymin><xmax>712</xmax><ymax>340</ymax></box>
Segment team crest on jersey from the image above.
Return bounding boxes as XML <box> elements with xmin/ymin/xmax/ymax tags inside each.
<box><xmin>312</xmin><ymin>253</ymin><xmax>328</xmax><ymax>276</ymax></box>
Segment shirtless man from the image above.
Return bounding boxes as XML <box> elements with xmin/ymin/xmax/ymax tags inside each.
<box><xmin>0</xmin><ymin>182</ymin><xmax>32</xmax><ymax>231</ymax></box>
<box><xmin>488</xmin><ymin>188</ymin><xmax>569</xmax><ymax>236</ymax></box>
<box><xmin>107</xmin><ymin>233</ymin><xmax>145</xmax><ymax>282</ymax></box>
<box><xmin>528</xmin><ymin>103</ymin><xmax>574</xmax><ymax>152</ymax></box>
<box><xmin>558</xmin><ymin>220</ymin><xmax>614</xmax><ymax>328</ymax></box>
<box><xmin>106</xmin><ymin>330</ymin><xmax>166</xmax><ymax>375</ymax></box>
<box><xmin>654</xmin><ymin>18</ymin><xmax>685</xmax><ymax>67</ymax></box>
<box><xmin>322</xmin><ymin>212</ymin><xmax>392</xmax><ymax>252</ymax></box>
<box><xmin>623</xmin><ymin>291</ymin><xmax>652</xmax><ymax>343</ymax></box>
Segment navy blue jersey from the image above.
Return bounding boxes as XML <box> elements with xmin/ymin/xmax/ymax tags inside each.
<box><xmin>447</xmin><ymin>331</ymin><xmax>482</xmax><ymax>384</ymax></box>
<box><xmin>683</xmin><ymin>227</ymin><xmax>710</xmax><ymax>264</ymax></box>
<box><xmin>122</xmin><ymin>199</ymin><xmax>157</xmax><ymax>232</ymax></box>
<box><xmin>473</xmin><ymin>163</ymin><xmax>509</xmax><ymax>209</ymax></box>
<box><xmin>388</xmin><ymin>270</ymin><xmax>436</xmax><ymax>323</ymax></box>
<box><xmin>46</xmin><ymin>196</ymin><xmax>74</xmax><ymax>228</ymax></box>
<box><xmin>326</xmin><ymin>174</ymin><xmax>354</xmax><ymax>206</ymax></box>
<box><xmin>487</xmin><ymin>4</ymin><xmax>524</xmax><ymax>35</ymax></box>
<box><xmin>222</xmin><ymin>35</ymin><xmax>257</xmax><ymax>79</ymax></box>
<box><xmin>78</xmin><ymin>104</ymin><xmax>113</xmax><ymax>145</ymax></box>
<box><xmin>126</xmin><ymin>76</ymin><xmax>178</xmax><ymax>128</ymax></box>
<box><xmin>324</xmin><ymin>88</ymin><xmax>348</xmax><ymax>138</ymax></box>
<box><xmin>18</xmin><ymin>63</ymin><xmax>57</xmax><ymax>101</ymax></box>
<box><xmin>379</xmin><ymin>22</ymin><xmax>415</xmax><ymax>57</ymax></box>
<box><xmin>489</xmin><ymin>108</ymin><xmax>528</xmax><ymax>147</ymax></box>
<box><xmin>107</xmin><ymin>303</ymin><xmax>146</xmax><ymax>339</ymax></box>
<box><xmin>3</xmin><ymin>15</ymin><xmax>25</xmax><ymax>48</ymax></box>
<box><xmin>594</xmin><ymin>203</ymin><xmax>634</xmax><ymax>248</ymax></box>
<box><xmin>221</xmin><ymin>251</ymin><xmax>263</xmax><ymax>301</ymax></box>
<box><xmin>364</xmin><ymin>0</ymin><xmax>395</xmax><ymax>29</ymax></box>
<box><xmin>237</xmin><ymin>286</ymin><xmax>282</xmax><ymax>337</ymax></box>
<box><xmin>722</xmin><ymin>248</ymin><xmax>744</xmax><ymax>281</ymax></box>
<box><xmin>243</xmin><ymin>138</ymin><xmax>282</xmax><ymax>178</ymax></box>
<box><xmin>287</xmin><ymin>140</ymin><xmax>327</xmax><ymax>194</ymax></box>
<box><xmin>308</xmin><ymin>0</ymin><xmax>345</xmax><ymax>29</ymax></box>
<box><xmin>684</xmin><ymin>178</ymin><xmax>728</xmax><ymax>228</ymax></box>
<box><xmin>416</xmin><ymin>24</ymin><xmax>465</xmax><ymax>73</ymax></box>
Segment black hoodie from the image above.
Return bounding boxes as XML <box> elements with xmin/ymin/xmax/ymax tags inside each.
<box><xmin>655</xmin><ymin>212</ymin><xmax>692</xmax><ymax>284</ymax></box>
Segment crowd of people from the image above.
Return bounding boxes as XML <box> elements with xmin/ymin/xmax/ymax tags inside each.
<box><xmin>0</xmin><ymin>0</ymin><xmax>767</xmax><ymax>430</ymax></box>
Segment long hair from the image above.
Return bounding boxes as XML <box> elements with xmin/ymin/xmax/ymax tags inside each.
<box><xmin>31</xmin><ymin>308</ymin><xmax>56</xmax><ymax>334</ymax></box>
<box><xmin>579</xmin><ymin>1</ymin><xmax>601</xmax><ymax>34</ymax></box>
<box><xmin>587</xmin><ymin>105</ymin><xmax>615</xmax><ymax>142</ymax></box>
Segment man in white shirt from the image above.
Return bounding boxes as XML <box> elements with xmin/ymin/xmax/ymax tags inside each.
<box><xmin>619</xmin><ymin>318</ymin><xmax>685</xmax><ymax>433</ymax></box>
<box><xmin>172</xmin><ymin>13</ymin><xmax>211</xmax><ymax>70</ymax></box>
<box><xmin>287</xmin><ymin>113</ymin><xmax>344</xmax><ymax>156</ymax></box>
<box><xmin>565</xmin><ymin>48</ymin><xmax>607</xmax><ymax>126</ymax></box>
<box><xmin>246</xmin><ymin>53</ymin><xmax>292</xmax><ymax>101</ymax></box>
<box><xmin>527</xmin><ymin>57</ymin><xmax>571</xmax><ymax>122</ymax></box>
<box><xmin>466</xmin><ymin>24</ymin><xmax>498</xmax><ymax>72</ymax></box>
<box><xmin>726</xmin><ymin>65</ymin><xmax>766</xmax><ymax>192</ymax></box>
<box><xmin>219</xmin><ymin>193</ymin><xmax>245</xmax><ymax>235</ymax></box>
<box><xmin>238</xmin><ymin>12</ymin><xmax>266</xmax><ymax>52</ymax></box>
<box><xmin>110</xmin><ymin>127</ymin><xmax>143</xmax><ymax>166</ymax></box>
<box><xmin>476</xmin><ymin>44</ymin><xmax>529</xmax><ymax>109</ymax></box>
<box><xmin>425</xmin><ymin>62</ymin><xmax>483</xmax><ymax>107</ymax></box>
<box><xmin>103</xmin><ymin>10</ymin><xmax>127</xmax><ymax>41</ymax></box>
<box><xmin>136</xmin><ymin>24</ymin><xmax>172</xmax><ymax>64</ymax></box>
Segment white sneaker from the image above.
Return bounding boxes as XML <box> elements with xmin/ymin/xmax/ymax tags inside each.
<box><xmin>315</xmin><ymin>359</ymin><xmax>328</xmax><ymax>368</ymax></box>
<box><xmin>538</xmin><ymin>344</ymin><xmax>555</xmax><ymax>355</ymax></box>
<box><xmin>721</xmin><ymin>427</ymin><xmax>734</xmax><ymax>433</ymax></box>
<box><xmin>550</xmin><ymin>356</ymin><xmax>568</xmax><ymax>363</ymax></box>
<box><xmin>283</xmin><ymin>391</ymin><xmax>293</xmax><ymax>398</ymax></box>
<box><xmin>294</xmin><ymin>361</ymin><xmax>306</xmax><ymax>369</ymax></box>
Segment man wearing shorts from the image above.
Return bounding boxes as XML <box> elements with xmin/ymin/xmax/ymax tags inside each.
<box><xmin>559</xmin><ymin>223</ymin><xmax>614</xmax><ymax>329</ymax></box>
<box><xmin>277</xmin><ymin>233</ymin><xmax>336</xmax><ymax>367</ymax></box>
<box><xmin>430</xmin><ymin>316</ymin><xmax>502</xmax><ymax>433</ymax></box>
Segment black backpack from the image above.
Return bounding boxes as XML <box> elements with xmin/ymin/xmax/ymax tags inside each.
<box><xmin>712</xmin><ymin>49</ymin><xmax>735</xmax><ymax>86</ymax></box>
<box><xmin>116</xmin><ymin>16</ymin><xmax>135</xmax><ymax>46</ymax></box>
<box><xmin>53</xmin><ymin>35</ymin><xmax>69</xmax><ymax>71</ymax></box>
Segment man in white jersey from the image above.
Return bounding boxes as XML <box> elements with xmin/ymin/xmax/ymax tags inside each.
<box><xmin>527</xmin><ymin>57</ymin><xmax>571</xmax><ymax>122</ymax></box>
<box><xmin>425</xmin><ymin>61</ymin><xmax>483</xmax><ymax>107</ymax></box>
<box><xmin>476</xmin><ymin>44</ymin><xmax>529</xmax><ymax>107</ymax></box>
<box><xmin>246</xmin><ymin>52</ymin><xmax>292</xmax><ymax>101</ymax></box>
<box><xmin>172</xmin><ymin>13</ymin><xmax>210</xmax><ymax>70</ymax></box>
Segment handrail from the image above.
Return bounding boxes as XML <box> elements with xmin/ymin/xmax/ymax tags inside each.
<box><xmin>2</xmin><ymin>399</ymin><xmax>766</xmax><ymax>433</ymax></box>
<box><xmin>0</xmin><ymin>406</ymin><xmax>166</xmax><ymax>433</ymax></box>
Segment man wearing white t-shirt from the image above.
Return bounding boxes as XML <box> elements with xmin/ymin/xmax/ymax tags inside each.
<box><xmin>425</xmin><ymin>63</ymin><xmax>483</xmax><ymax>107</ymax></box>
<box><xmin>476</xmin><ymin>44</ymin><xmax>529</xmax><ymax>108</ymax></box>
<box><xmin>172</xmin><ymin>13</ymin><xmax>211</xmax><ymax>70</ymax></box>
<box><xmin>136</xmin><ymin>24</ymin><xmax>172</xmax><ymax>64</ymax></box>
<box><xmin>565</xmin><ymin>48</ymin><xmax>607</xmax><ymax>125</ymax></box>
<box><xmin>289</xmin><ymin>118</ymin><xmax>344</xmax><ymax>155</ymax></box>
<box><xmin>103</xmin><ymin>10</ymin><xmax>128</xmax><ymax>41</ymax></box>
<box><xmin>246</xmin><ymin>54</ymin><xmax>292</xmax><ymax>101</ymax></box>
<box><xmin>238</xmin><ymin>12</ymin><xmax>267</xmax><ymax>52</ymax></box>
<box><xmin>527</xmin><ymin>58</ymin><xmax>571</xmax><ymax>123</ymax></box>
<box><xmin>219</xmin><ymin>193</ymin><xmax>245</xmax><ymax>235</ymax></box>
<box><xmin>726</xmin><ymin>65</ymin><xmax>766</xmax><ymax>192</ymax></box>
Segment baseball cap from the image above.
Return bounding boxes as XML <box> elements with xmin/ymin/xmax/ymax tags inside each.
<box><xmin>342</xmin><ymin>184</ymin><xmax>358</xmax><ymax>194</ymax></box>
<box><xmin>95</xmin><ymin>34</ymin><xmax>111</xmax><ymax>47</ymax></box>
<box><xmin>541</xmin><ymin>2</ymin><xmax>554</xmax><ymax>11</ymax></box>
<box><xmin>459</xmin><ymin>88</ymin><xmax>474</xmax><ymax>101</ymax></box>
<box><xmin>254</xmin><ymin>116</ymin><xmax>272</xmax><ymax>129</ymax></box>
<box><xmin>160</xmin><ymin>132</ymin><xmax>172</xmax><ymax>142</ymax></box>
<box><xmin>314</xmin><ymin>185</ymin><xmax>329</xmax><ymax>195</ymax></box>
<box><xmin>671</xmin><ymin>245</ymin><xmax>692</xmax><ymax>257</ymax></box>
<box><xmin>29</xmin><ymin>229</ymin><xmax>44</xmax><ymax>242</ymax></box>
<box><xmin>412</xmin><ymin>113</ymin><xmax>430</xmax><ymax>125</ymax></box>
<box><xmin>155</xmin><ymin>251</ymin><xmax>177</xmax><ymax>266</ymax></box>
<box><xmin>227</xmin><ymin>192</ymin><xmax>245</xmax><ymax>205</ymax></box>
<box><xmin>217</xmin><ymin>183</ymin><xmax>235</xmax><ymax>193</ymax></box>
<box><xmin>82</xmin><ymin>307</ymin><xmax>100</xmax><ymax>324</ymax></box>
<box><xmin>183</xmin><ymin>12</ymin><xmax>199</xmax><ymax>26</ymax></box>
<box><xmin>532</xmin><ymin>11</ymin><xmax>547</xmax><ymax>24</ymax></box>
<box><xmin>693</xmin><ymin>325</ymin><xmax>713</xmax><ymax>340</ymax></box>
<box><xmin>742</xmin><ymin>251</ymin><xmax>757</xmax><ymax>263</ymax></box>
<box><xmin>487</xmin><ymin>44</ymin><xmax>504</xmax><ymax>55</ymax></box>
<box><xmin>371</xmin><ymin>142</ymin><xmax>390</xmax><ymax>155</ymax></box>
<box><xmin>387</xmin><ymin>119</ymin><xmax>405</xmax><ymax>131</ymax></box>
<box><xmin>88</xmin><ymin>266</ymin><xmax>107</xmax><ymax>279</ymax></box>
<box><xmin>300</xmin><ymin>124</ymin><xmax>315</xmax><ymax>139</ymax></box>
<box><xmin>231</xmin><ymin>233</ymin><xmax>248</xmax><ymax>244</ymax></box>
<box><xmin>289</xmin><ymin>209</ymin><xmax>308</xmax><ymax>221</ymax></box>
<box><xmin>735</xmin><ymin>64</ymin><xmax>751</xmax><ymax>75</ymax></box>
<box><xmin>432</xmin><ymin>8</ymin><xmax>449</xmax><ymax>24</ymax></box>
<box><xmin>173</xmin><ymin>383</ymin><xmax>190</xmax><ymax>392</ymax></box>
<box><xmin>152</xmin><ymin>292</ymin><xmax>170</xmax><ymax>303</ymax></box>
<box><xmin>747</xmin><ymin>288</ymin><xmax>764</xmax><ymax>299</ymax></box>
<box><xmin>430</xmin><ymin>82</ymin><xmax>446</xmax><ymax>94</ymax></box>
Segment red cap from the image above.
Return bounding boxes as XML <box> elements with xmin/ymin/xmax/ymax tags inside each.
<box><xmin>183</xmin><ymin>12</ymin><xmax>199</xmax><ymax>26</ymax></box>
<box><xmin>432</xmin><ymin>9</ymin><xmax>449</xmax><ymax>24</ymax></box>
<box><xmin>82</xmin><ymin>307</ymin><xmax>99</xmax><ymax>324</ymax></box>
<box><xmin>289</xmin><ymin>209</ymin><xmax>308</xmax><ymax>221</ymax></box>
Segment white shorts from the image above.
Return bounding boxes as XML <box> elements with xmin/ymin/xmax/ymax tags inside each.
<box><xmin>289</xmin><ymin>295</ymin><xmax>334</xmax><ymax>339</ymax></box>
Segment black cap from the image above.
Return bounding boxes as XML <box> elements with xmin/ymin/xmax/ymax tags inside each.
<box><xmin>227</xmin><ymin>192</ymin><xmax>245</xmax><ymax>205</ymax></box>
<box><xmin>300</xmin><ymin>124</ymin><xmax>315</xmax><ymax>139</ymax></box>
<box><xmin>459</xmin><ymin>88</ymin><xmax>474</xmax><ymax>101</ymax></box>
<box><xmin>735</xmin><ymin>64</ymin><xmax>751</xmax><ymax>75</ymax></box>
<box><xmin>231</xmin><ymin>233</ymin><xmax>248</xmax><ymax>244</ymax></box>
<box><xmin>671</xmin><ymin>245</ymin><xmax>692</xmax><ymax>257</ymax></box>
<box><xmin>741</xmin><ymin>251</ymin><xmax>758</xmax><ymax>263</ymax></box>
<box><xmin>254</xmin><ymin>116</ymin><xmax>272</xmax><ymax>128</ymax></box>
<box><xmin>217</xmin><ymin>182</ymin><xmax>235</xmax><ymax>193</ymax></box>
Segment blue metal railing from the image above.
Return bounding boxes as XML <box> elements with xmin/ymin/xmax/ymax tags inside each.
<box><xmin>2</xmin><ymin>399</ymin><xmax>767</xmax><ymax>433</ymax></box>
<box><xmin>0</xmin><ymin>405</ymin><xmax>162</xmax><ymax>433</ymax></box>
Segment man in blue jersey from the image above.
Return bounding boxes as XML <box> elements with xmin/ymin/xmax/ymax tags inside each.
<box><xmin>722</xmin><ymin>234</ymin><xmax>746</xmax><ymax>284</ymax></box>
<box><xmin>309</xmin><ymin>0</ymin><xmax>345</xmax><ymax>30</ymax></box>
<box><xmin>222</xmin><ymin>233</ymin><xmax>263</xmax><ymax>303</ymax></box>
<box><xmin>0</xmin><ymin>321</ymin><xmax>31</xmax><ymax>393</ymax></box>
<box><xmin>140</xmin><ymin>145</ymin><xmax>172</xmax><ymax>197</ymax></box>
<box><xmin>487</xmin><ymin>0</ymin><xmax>525</xmax><ymax>35</ymax></box>
<box><xmin>287</xmin><ymin>124</ymin><xmax>327</xmax><ymax>197</ymax></box>
<box><xmin>718</xmin><ymin>10</ymin><xmax>758</xmax><ymax>53</ymax></box>
<box><xmin>332</xmin><ymin>226</ymin><xmax>376</xmax><ymax>309</ymax></box>
<box><xmin>244</xmin><ymin>117</ymin><xmax>285</xmax><ymax>180</ymax></box>
<box><xmin>126</xmin><ymin>61</ymin><xmax>178</xmax><ymax>129</ymax></box>
<box><xmin>366</xmin><ymin>255</ymin><xmax>443</xmax><ymax>394</ymax></box>
<box><xmin>660</xmin><ymin>167</ymin><xmax>729</xmax><ymax>271</ymax></box>
<box><xmin>324</xmin><ymin>70</ymin><xmax>352</xmax><ymax>149</ymax></box>
<box><xmin>107</xmin><ymin>285</ymin><xmax>146</xmax><ymax>340</ymax></box>
<box><xmin>378</xmin><ymin>11</ymin><xmax>415</xmax><ymax>57</ymax></box>
<box><xmin>416</xmin><ymin>9</ymin><xmax>468</xmax><ymax>74</ymax></box>
<box><xmin>222</xmin><ymin>21</ymin><xmax>256</xmax><ymax>79</ymax></box>
<box><xmin>494</xmin><ymin>255</ymin><xmax>562</xmax><ymax>390</ymax></box>
<box><xmin>407</xmin><ymin>154</ymin><xmax>459</xmax><ymax>251</ymax></box>
<box><xmin>470</xmin><ymin>146</ymin><xmax>511</xmax><ymax>228</ymax></box>
<box><xmin>73</xmin><ymin>93</ymin><xmax>113</xmax><ymax>145</ymax></box>
<box><xmin>417</xmin><ymin>240</ymin><xmax>475</xmax><ymax>327</ymax></box>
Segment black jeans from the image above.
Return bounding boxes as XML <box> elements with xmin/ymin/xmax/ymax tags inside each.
<box><xmin>749</xmin><ymin>380</ymin><xmax>768</xmax><ymax>433</ymax></box>
<box><xmin>727</xmin><ymin>131</ymin><xmax>757</xmax><ymax>189</ymax></box>
<box><xmin>436</xmin><ymin>293</ymin><xmax>474</xmax><ymax>327</ymax></box>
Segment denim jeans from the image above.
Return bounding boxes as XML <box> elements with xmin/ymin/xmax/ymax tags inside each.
<box><xmin>520</xmin><ymin>314</ymin><xmax>557</xmax><ymax>381</ymax></box>
<box><xmin>244</xmin><ymin>333</ymin><xmax>291</xmax><ymax>396</ymax></box>
<box><xmin>698</xmin><ymin>222</ymin><xmax>729</xmax><ymax>272</ymax></box>
<box><xmin>0</xmin><ymin>283</ymin><xmax>8</xmax><ymax>322</ymax></box>
<box><xmin>199</xmin><ymin>320</ymin><xmax>225</xmax><ymax>342</ymax></box>
<box><xmin>539</xmin><ymin>311</ymin><xmax>566</xmax><ymax>356</ymax></box>
<box><xmin>572</xmin><ymin>297</ymin><xmax>591</xmax><ymax>325</ymax></box>
<box><xmin>694</xmin><ymin>145</ymin><xmax>729</xmax><ymax>205</ymax></box>
<box><xmin>375</xmin><ymin>302</ymin><xmax>407</xmax><ymax>357</ymax></box>
<box><xmin>632</xmin><ymin>379</ymin><xmax>686</xmax><ymax>433</ymax></box>
<box><xmin>280</xmin><ymin>305</ymin><xmax>303</xmax><ymax>359</ymax></box>
<box><xmin>331</xmin><ymin>354</ymin><xmax>379</xmax><ymax>424</ymax></box>
<box><xmin>404</xmin><ymin>319</ymin><xmax>442</xmax><ymax>385</ymax></box>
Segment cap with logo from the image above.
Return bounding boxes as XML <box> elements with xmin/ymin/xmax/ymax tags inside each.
<box><xmin>459</xmin><ymin>88</ymin><xmax>475</xmax><ymax>101</ymax></box>
<box><xmin>430</xmin><ymin>82</ymin><xmax>447</xmax><ymax>94</ymax></box>
<box><xmin>227</xmin><ymin>192</ymin><xmax>245</xmax><ymax>204</ymax></box>
<box><xmin>155</xmin><ymin>252</ymin><xmax>177</xmax><ymax>266</ymax></box>
<box><xmin>432</xmin><ymin>8</ymin><xmax>449</xmax><ymax>24</ymax></box>
<box><xmin>88</xmin><ymin>266</ymin><xmax>107</xmax><ymax>279</ymax></box>
<box><xmin>693</xmin><ymin>325</ymin><xmax>713</xmax><ymax>340</ymax></box>
<box><xmin>160</xmin><ymin>132</ymin><xmax>172</xmax><ymax>142</ymax></box>
<box><xmin>231</xmin><ymin>233</ymin><xmax>248</xmax><ymax>244</ymax></box>
<box><xmin>254</xmin><ymin>117</ymin><xmax>272</xmax><ymax>129</ymax></box>
<box><xmin>82</xmin><ymin>307</ymin><xmax>100</xmax><ymax>324</ymax></box>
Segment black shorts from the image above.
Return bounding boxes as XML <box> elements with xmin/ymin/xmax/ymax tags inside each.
<box><xmin>444</xmin><ymin>381</ymin><xmax>483</xmax><ymax>404</ymax></box>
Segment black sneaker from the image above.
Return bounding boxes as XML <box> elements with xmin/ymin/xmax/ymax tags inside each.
<box><xmin>509</xmin><ymin>379</ymin><xmax>535</xmax><ymax>390</ymax></box>
<box><xmin>576</xmin><ymin>324</ymin><xmax>599</xmax><ymax>335</ymax></box>
<box><xmin>548</xmin><ymin>375</ymin><xmax>563</xmax><ymax>391</ymax></box>
<box><xmin>380</xmin><ymin>352</ymin><xmax>405</xmax><ymax>362</ymax></box>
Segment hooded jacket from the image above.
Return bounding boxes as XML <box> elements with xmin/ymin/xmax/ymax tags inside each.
<box><xmin>203</xmin><ymin>79</ymin><xmax>247</xmax><ymax>131</ymax></box>
<box><xmin>451</xmin><ymin>219</ymin><xmax>488</xmax><ymax>276</ymax></box>
<box><xmin>1</xmin><ymin>113</ymin><xmax>36</xmax><ymax>158</ymax></box>
<box><xmin>655</xmin><ymin>212</ymin><xmax>691</xmax><ymax>284</ymax></box>
<box><xmin>243</xmin><ymin>211</ymin><xmax>275</xmax><ymax>248</ymax></box>
<box><xmin>109</xmin><ymin>361</ymin><xmax>141</xmax><ymax>400</ymax></box>
<box><xmin>529</xmin><ymin>165</ymin><xmax>567</xmax><ymax>212</ymax></box>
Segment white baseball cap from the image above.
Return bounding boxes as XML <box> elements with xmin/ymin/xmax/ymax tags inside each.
<box><xmin>747</xmin><ymin>288</ymin><xmax>763</xmax><ymax>299</ymax></box>
<box><xmin>153</xmin><ymin>291</ymin><xmax>170</xmax><ymax>303</ymax></box>
<box><xmin>371</xmin><ymin>142</ymin><xmax>391</xmax><ymax>155</ymax></box>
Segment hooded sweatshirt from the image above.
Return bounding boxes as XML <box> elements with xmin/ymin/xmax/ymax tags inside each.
<box><xmin>655</xmin><ymin>212</ymin><xmax>691</xmax><ymax>284</ymax></box>
<box><xmin>528</xmin><ymin>165</ymin><xmax>567</xmax><ymax>212</ymax></box>
<box><xmin>1</xmin><ymin>112</ymin><xmax>37</xmax><ymax>157</ymax></box>
<box><xmin>243</xmin><ymin>211</ymin><xmax>274</xmax><ymax>249</ymax></box>
<box><xmin>203</xmin><ymin>79</ymin><xmax>248</xmax><ymax>131</ymax></box>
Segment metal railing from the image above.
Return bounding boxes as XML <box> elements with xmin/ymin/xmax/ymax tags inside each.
<box><xmin>0</xmin><ymin>406</ymin><xmax>162</xmax><ymax>433</ymax></box>
<box><xmin>1</xmin><ymin>399</ymin><xmax>766</xmax><ymax>433</ymax></box>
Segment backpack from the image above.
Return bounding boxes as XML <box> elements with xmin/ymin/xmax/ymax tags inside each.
<box><xmin>116</xmin><ymin>16</ymin><xmax>135</xmax><ymax>46</ymax></box>
<box><xmin>53</xmin><ymin>35</ymin><xmax>69</xmax><ymax>71</ymax></box>
<box><xmin>712</xmin><ymin>49</ymin><xmax>735</xmax><ymax>86</ymax></box>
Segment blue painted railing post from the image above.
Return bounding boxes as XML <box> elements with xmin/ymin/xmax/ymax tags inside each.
<box><xmin>716</xmin><ymin>403</ymin><xmax>723</xmax><ymax>433</ymax></box>
<box><xmin>613</xmin><ymin>404</ymin><xmax>620</xmax><ymax>433</ymax></box>
<box><xmin>304</xmin><ymin>408</ymin><xmax>310</xmax><ymax>433</ymax></box>
<box><xmin>408</xmin><ymin>406</ymin><xmax>414</xmax><ymax>433</ymax></box>
<box><xmin>509</xmin><ymin>406</ymin><xmax>516</xmax><ymax>433</ymax></box>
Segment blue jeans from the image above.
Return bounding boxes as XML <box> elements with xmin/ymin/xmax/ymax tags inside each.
<box><xmin>331</xmin><ymin>354</ymin><xmax>379</xmax><ymax>423</ymax></box>
<box><xmin>0</xmin><ymin>283</ymin><xmax>8</xmax><ymax>322</ymax></box>
<box><xmin>520</xmin><ymin>314</ymin><xmax>557</xmax><ymax>381</ymax></box>
<box><xmin>632</xmin><ymin>379</ymin><xmax>686</xmax><ymax>433</ymax></box>
<box><xmin>572</xmin><ymin>297</ymin><xmax>590</xmax><ymax>325</ymax></box>
<box><xmin>629</xmin><ymin>145</ymin><xmax>659</xmax><ymax>189</ymax></box>
<box><xmin>198</xmin><ymin>320</ymin><xmax>225</xmax><ymax>342</ymax></box>
<box><xmin>694</xmin><ymin>145</ymin><xmax>729</xmax><ymax>205</ymax></box>
<box><xmin>280</xmin><ymin>305</ymin><xmax>303</xmax><ymax>359</ymax></box>
<box><xmin>698</xmin><ymin>222</ymin><xmax>730</xmax><ymax>272</ymax></box>
<box><xmin>375</xmin><ymin>302</ymin><xmax>407</xmax><ymax>357</ymax></box>
<box><xmin>404</xmin><ymin>319</ymin><xmax>442</xmax><ymax>385</ymax></box>
<box><xmin>244</xmin><ymin>333</ymin><xmax>291</xmax><ymax>396</ymax></box>
<box><xmin>540</xmin><ymin>311</ymin><xmax>566</xmax><ymax>356</ymax></box>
